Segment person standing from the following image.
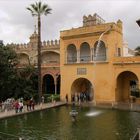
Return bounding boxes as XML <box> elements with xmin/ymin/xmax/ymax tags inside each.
<box><xmin>19</xmin><ymin>101</ymin><xmax>23</xmax><ymax>112</ymax></box>
<box><xmin>41</xmin><ymin>96</ymin><xmax>45</xmax><ymax>104</ymax></box>
<box><xmin>65</xmin><ymin>94</ymin><xmax>68</xmax><ymax>103</ymax></box>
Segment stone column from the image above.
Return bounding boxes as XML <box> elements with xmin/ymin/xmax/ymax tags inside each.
<box><xmin>90</xmin><ymin>48</ymin><xmax>93</xmax><ymax>62</ymax></box>
<box><xmin>54</xmin><ymin>78</ymin><xmax>57</xmax><ymax>95</ymax></box>
<box><xmin>55</xmin><ymin>83</ymin><xmax>57</xmax><ymax>95</ymax></box>
<box><xmin>77</xmin><ymin>49</ymin><xmax>80</xmax><ymax>63</ymax></box>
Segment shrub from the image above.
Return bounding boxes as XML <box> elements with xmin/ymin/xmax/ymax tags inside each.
<box><xmin>43</xmin><ymin>94</ymin><xmax>60</xmax><ymax>103</ymax></box>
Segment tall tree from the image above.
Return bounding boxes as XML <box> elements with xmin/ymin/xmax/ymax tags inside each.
<box><xmin>0</xmin><ymin>44</ymin><xmax>18</xmax><ymax>100</ymax></box>
<box><xmin>15</xmin><ymin>65</ymin><xmax>38</xmax><ymax>100</ymax></box>
<box><xmin>27</xmin><ymin>1</ymin><xmax>52</xmax><ymax>102</ymax></box>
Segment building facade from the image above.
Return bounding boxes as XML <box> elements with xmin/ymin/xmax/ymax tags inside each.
<box><xmin>11</xmin><ymin>13</ymin><xmax>140</xmax><ymax>104</ymax></box>
<box><xmin>9</xmin><ymin>31</ymin><xmax>60</xmax><ymax>95</ymax></box>
<box><xmin>60</xmin><ymin>14</ymin><xmax>140</xmax><ymax>104</ymax></box>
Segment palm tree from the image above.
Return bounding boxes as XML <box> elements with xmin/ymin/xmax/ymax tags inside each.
<box><xmin>27</xmin><ymin>1</ymin><xmax>52</xmax><ymax>103</ymax></box>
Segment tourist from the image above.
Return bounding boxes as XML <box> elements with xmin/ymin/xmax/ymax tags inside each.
<box><xmin>65</xmin><ymin>94</ymin><xmax>68</xmax><ymax>103</ymax></box>
<box><xmin>31</xmin><ymin>99</ymin><xmax>35</xmax><ymax>110</ymax></box>
<box><xmin>26</xmin><ymin>100</ymin><xmax>30</xmax><ymax>111</ymax></box>
<box><xmin>71</xmin><ymin>94</ymin><xmax>75</xmax><ymax>102</ymax></box>
<box><xmin>29</xmin><ymin>98</ymin><xmax>33</xmax><ymax>111</ymax></box>
<box><xmin>41</xmin><ymin>96</ymin><xmax>45</xmax><ymax>104</ymax></box>
<box><xmin>19</xmin><ymin>101</ymin><xmax>23</xmax><ymax>112</ymax></box>
<box><xmin>75</xmin><ymin>93</ymin><xmax>78</xmax><ymax>103</ymax></box>
<box><xmin>29</xmin><ymin>98</ymin><xmax>32</xmax><ymax>111</ymax></box>
<box><xmin>14</xmin><ymin>100</ymin><xmax>19</xmax><ymax>113</ymax></box>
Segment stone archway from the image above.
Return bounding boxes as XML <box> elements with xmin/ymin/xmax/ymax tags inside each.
<box><xmin>116</xmin><ymin>71</ymin><xmax>139</xmax><ymax>102</ymax></box>
<box><xmin>71</xmin><ymin>78</ymin><xmax>94</xmax><ymax>102</ymax></box>
<box><xmin>42</xmin><ymin>74</ymin><xmax>55</xmax><ymax>94</ymax></box>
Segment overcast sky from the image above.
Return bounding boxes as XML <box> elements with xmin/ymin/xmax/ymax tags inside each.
<box><xmin>0</xmin><ymin>0</ymin><xmax>140</xmax><ymax>49</ymax></box>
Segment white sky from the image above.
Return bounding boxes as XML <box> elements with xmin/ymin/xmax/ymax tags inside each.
<box><xmin>0</xmin><ymin>0</ymin><xmax>140</xmax><ymax>49</ymax></box>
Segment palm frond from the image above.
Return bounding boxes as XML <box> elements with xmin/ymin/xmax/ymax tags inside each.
<box><xmin>44</xmin><ymin>8</ymin><xmax>52</xmax><ymax>15</ymax></box>
<box><xmin>38</xmin><ymin>1</ymin><xmax>42</xmax><ymax>12</ymax></box>
<box><xmin>40</xmin><ymin>4</ymin><xmax>47</xmax><ymax>13</ymax></box>
<box><xmin>27</xmin><ymin>1</ymin><xmax>52</xmax><ymax>16</ymax></box>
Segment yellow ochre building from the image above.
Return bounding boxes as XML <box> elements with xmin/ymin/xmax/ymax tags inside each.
<box><xmin>60</xmin><ymin>13</ymin><xmax>140</xmax><ymax>104</ymax></box>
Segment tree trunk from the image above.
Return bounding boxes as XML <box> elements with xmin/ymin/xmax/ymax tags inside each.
<box><xmin>38</xmin><ymin>15</ymin><xmax>42</xmax><ymax>103</ymax></box>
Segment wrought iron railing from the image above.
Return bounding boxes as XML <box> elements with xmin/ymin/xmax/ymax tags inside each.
<box><xmin>67</xmin><ymin>55</ymin><xmax>107</xmax><ymax>64</ymax></box>
<box><xmin>80</xmin><ymin>56</ymin><xmax>91</xmax><ymax>62</ymax></box>
<box><xmin>67</xmin><ymin>57</ymin><xmax>77</xmax><ymax>63</ymax></box>
<box><xmin>93</xmin><ymin>54</ymin><xmax>106</xmax><ymax>61</ymax></box>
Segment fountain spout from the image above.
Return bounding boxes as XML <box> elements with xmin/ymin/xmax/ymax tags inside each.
<box><xmin>95</xmin><ymin>25</ymin><xmax>112</xmax><ymax>60</ymax></box>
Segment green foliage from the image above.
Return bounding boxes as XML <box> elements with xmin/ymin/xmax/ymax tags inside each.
<box><xmin>15</xmin><ymin>66</ymin><xmax>38</xmax><ymax>100</ymax></box>
<box><xmin>43</xmin><ymin>94</ymin><xmax>60</xmax><ymax>103</ymax></box>
<box><xmin>0</xmin><ymin>44</ymin><xmax>18</xmax><ymax>100</ymax></box>
<box><xmin>0</xmin><ymin>44</ymin><xmax>38</xmax><ymax>101</ymax></box>
<box><xmin>135</xmin><ymin>46</ymin><xmax>140</xmax><ymax>56</ymax></box>
<box><xmin>27</xmin><ymin>1</ymin><xmax>52</xmax><ymax>16</ymax></box>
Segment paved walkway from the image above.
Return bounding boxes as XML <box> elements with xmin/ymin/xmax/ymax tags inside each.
<box><xmin>0</xmin><ymin>101</ymin><xmax>66</xmax><ymax>119</ymax></box>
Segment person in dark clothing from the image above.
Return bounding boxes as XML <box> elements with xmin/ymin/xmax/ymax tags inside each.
<box><xmin>66</xmin><ymin>94</ymin><xmax>68</xmax><ymax>103</ymax></box>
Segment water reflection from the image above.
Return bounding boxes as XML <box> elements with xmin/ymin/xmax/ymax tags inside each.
<box><xmin>86</xmin><ymin>110</ymin><xmax>103</xmax><ymax>117</ymax></box>
<box><xmin>4</xmin><ymin>119</ymin><xmax>8</xmax><ymax>128</ymax></box>
<box><xmin>0</xmin><ymin>106</ymin><xmax>140</xmax><ymax>140</ymax></box>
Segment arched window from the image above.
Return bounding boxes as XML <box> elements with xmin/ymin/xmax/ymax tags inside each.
<box><xmin>94</xmin><ymin>41</ymin><xmax>106</xmax><ymax>61</ymax></box>
<box><xmin>18</xmin><ymin>53</ymin><xmax>30</xmax><ymax>65</ymax></box>
<box><xmin>67</xmin><ymin>44</ymin><xmax>77</xmax><ymax>63</ymax></box>
<box><xmin>41</xmin><ymin>51</ymin><xmax>60</xmax><ymax>64</ymax></box>
<box><xmin>80</xmin><ymin>42</ymin><xmax>90</xmax><ymax>62</ymax></box>
<box><xmin>42</xmin><ymin>74</ymin><xmax>55</xmax><ymax>94</ymax></box>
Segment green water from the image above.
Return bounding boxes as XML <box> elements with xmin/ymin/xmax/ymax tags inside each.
<box><xmin>0</xmin><ymin>106</ymin><xmax>140</xmax><ymax>140</ymax></box>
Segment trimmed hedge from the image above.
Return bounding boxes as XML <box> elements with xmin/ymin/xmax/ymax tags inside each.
<box><xmin>43</xmin><ymin>94</ymin><xmax>60</xmax><ymax>103</ymax></box>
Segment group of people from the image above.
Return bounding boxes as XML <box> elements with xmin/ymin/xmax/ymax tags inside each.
<box><xmin>12</xmin><ymin>98</ymin><xmax>36</xmax><ymax>113</ymax></box>
<box><xmin>0</xmin><ymin>98</ymin><xmax>15</xmax><ymax>112</ymax></box>
<box><xmin>0</xmin><ymin>98</ymin><xmax>36</xmax><ymax>114</ymax></box>
<box><xmin>26</xmin><ymin>98</ymin><xmax>35</xmax><ymax>111</ymax></box>
<box><xmin>65</xmin><ymin>92</ymin><xmax>92</xmax><ymax>105</ymax></box>
<box><xmin>0</xmin><ymin>98</ymin><xmax>24</xmax><ymax>113</ymax></box>
<box><xmin>14</xmin><ymin>100</ymin><xmax>24</xmax><ymax>113</ymax></box>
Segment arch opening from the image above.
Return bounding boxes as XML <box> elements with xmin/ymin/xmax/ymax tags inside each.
<box><xmin>80</xmin><ymin>42</ymin><xmax>90</xmax><ymax>62</ymax></box>
<box><xmin>67</xmin><ymin>44</ymin><xmax>77</xmax><ymax>63</ymax></box>
<box><xmin>41</xmin><ymin>51</ymin><xmax>60</xmax><ymax>64</ymax></box>
<box><xmin>116</xmin><ymin>71</ymin><xmax>139</xmax><ymax>102</ymax></box>
<box><xmin>18</xmin><ymin>53</ymin><xmax>30</xmax><ymax>65</ymax></box>
<box><xmin>94</xmin><ymin>41</ymin><xmax>106</xmax><ymax>61</ymax></box>
<box><xmin>71</xmin><ymin>78</ymin><xmax>94</xmax><ymax>102</ymax></box>
<box><xmin>42</xmin><ymin>74</ymin><xmax>55</xmax><ymax>94</ymax></box>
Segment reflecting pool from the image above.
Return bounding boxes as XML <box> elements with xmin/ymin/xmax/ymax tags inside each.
<box><xmin>0</xmin><ymin>106</ymin><xmax>140</xmax><ymax>140</ymax></box>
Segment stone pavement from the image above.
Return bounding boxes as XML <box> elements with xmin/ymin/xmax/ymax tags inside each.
<box><xmin>0</xmin><ymin>101</ymin><xmax>66</xmax><ymax>119</ymax></box>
